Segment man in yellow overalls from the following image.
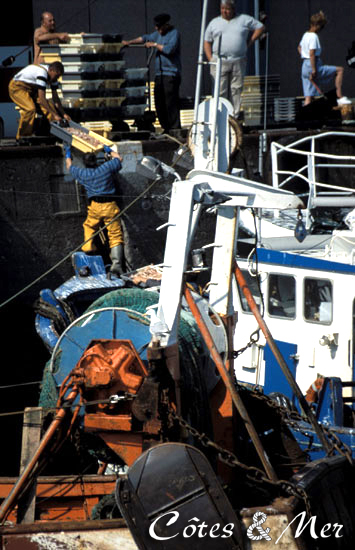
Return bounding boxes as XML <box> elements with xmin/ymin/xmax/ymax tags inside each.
<box><xmin>8</xmin><ymin>61</ymin><xmax>70</xmax><ymax>140</ymax></box>
<box><xmin>65</xmin><ymin>145</ymin><xmax>125</xmax><ymax>277</ymax></box>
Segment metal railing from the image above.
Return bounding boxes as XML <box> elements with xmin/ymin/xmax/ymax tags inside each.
<box><xmin>271</xmin><ymin>131</ymin><xmax>355</xmax><ymax>226</ymax></box>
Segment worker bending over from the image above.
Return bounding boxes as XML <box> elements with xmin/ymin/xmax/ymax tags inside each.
<box><xmin>65</xmin><ymin>145</ymin><xmax>125</xmax><ymax>277</ymax></box>
<box><xmin>8</xmin><ymin>61</ymin><xmax>70</xmax><ymax>140</ymax></box>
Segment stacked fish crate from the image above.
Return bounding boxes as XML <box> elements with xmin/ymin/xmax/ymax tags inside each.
<box><xmin>274</xmin><ymin>97</ymin><xmax>303</xmax><ymax>123</ymax></box>
<box><xmin>241</xmin><ymin>75</ymin><xmax>280</xmax><ymax>126</ymax></box>
<box><xmin>42</xmin><ymin>34</ymin><xmax>148</xmax><ymax>125</ymax></box>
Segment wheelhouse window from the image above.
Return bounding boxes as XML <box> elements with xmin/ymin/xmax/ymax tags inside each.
<box><xmin>304</xmin><ymin>278</ymin><xmax>332</xmax><ymax>324</ymax></box>
<box><xmin>237</xmin><ymin>269</ymin><xmax>262</xmax><ymax>313</ymax></box>
<box><xmin>268</xmin><ymin>273</ymin><xmax>296</xmax><ymax>319</ymax></box>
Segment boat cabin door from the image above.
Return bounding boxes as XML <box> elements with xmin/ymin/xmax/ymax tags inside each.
<box><xmin>263</xmin><ymin>340</ymin><xmax>298</xmax><ymax>408</ymax></box>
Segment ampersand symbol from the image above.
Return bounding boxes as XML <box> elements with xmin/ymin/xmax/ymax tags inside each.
<box><xmin>247</xmin><ymin>511</ymin><xmax>272</xmax><ymax>541</ymax></box>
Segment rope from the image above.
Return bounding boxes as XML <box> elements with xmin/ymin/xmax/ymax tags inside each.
<box><xmin>246</xmin><ymin>511</ymin><xmax>272</xmax><ymax>541</ymax></box>
<box><xmin>0</xmin><ymin>381</ymin><xmax>41</xmax><ymax>390</ymax></box>
<box><xmin>0</xmin><ymin>188</ymin><xmax>163</xmax><ymax>200</ymax></box>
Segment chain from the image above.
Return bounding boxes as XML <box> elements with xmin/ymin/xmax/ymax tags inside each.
<box><xmin>250</xmin><ymin>389</ymin><xmax>353</xmax><ymax>464</ymax></box>
<box><xmin>164</xmin><ymin>397</ymin><xmax>312</xmax><ymax>515</ymax></box>
<box><xmin>233</xmin><ymin>329</ymin><xmax>260</xmax><ymax>358</ymax></box>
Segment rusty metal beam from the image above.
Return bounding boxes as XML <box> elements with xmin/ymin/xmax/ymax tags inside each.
<box><xmin>0</xmin><ymin>387</ymin><xmax>79</xmax><ymax>524</ymax></box>
<box><xmin>184</xmin><ymin>286</ymin><xmax>278</xmax><ymax>482</ymax></box>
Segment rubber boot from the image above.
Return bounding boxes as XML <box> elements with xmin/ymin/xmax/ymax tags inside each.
<box><xmin>109</xmin><ymin>244</ymin><xmax>124</xmax><ymax>277</ymax></box>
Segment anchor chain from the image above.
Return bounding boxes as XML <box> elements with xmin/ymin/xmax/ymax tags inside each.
<box><xmin>163</xmin><ymin>396</ymin><xmax>313</xmax><ymax>517</ymax></box>
<box><xmin>250</xmin><ymin>388</ymin><xmax>353</xmax><ymax>464</ymax></box>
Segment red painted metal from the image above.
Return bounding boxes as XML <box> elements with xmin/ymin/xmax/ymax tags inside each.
<box><xmin>184</xmin><ymin>285</ymin><xmax>278</xmax><ymax>482</ymax></box>
<box><xmin>0</xmin><ymin>387</ymin><xmax>79</xmax><ymax>524</ymax></box>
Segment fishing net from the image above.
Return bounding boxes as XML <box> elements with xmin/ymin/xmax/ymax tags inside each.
<box><xmin>39</xmin><ymin>288</ymin><xmax>211</xmax><ymax>435</ymax></box>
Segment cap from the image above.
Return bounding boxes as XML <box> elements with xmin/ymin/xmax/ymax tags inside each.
<box><xmin>84</xmin><ymin>152</ymin><xmax>97</xmax><ymax>168</ymax></box>
<box><xmin>154</xmin><ymin>13</ymin><xmax>170</xmax><ymax>28</ymax></box>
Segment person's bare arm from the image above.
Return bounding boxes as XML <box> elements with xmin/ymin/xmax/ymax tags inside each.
<box><xmin>145</xmin><ymin>41</ymin><xmax>164</xmax><ymax>52</ymax></box>
<box><xmin>111</xmin><ymin>150</ymin><xmax>122</xmax><ymax>161</ymax></box>
<box><xmin>65</xmin><ymin>157</ymin><xmax>72</xmax><ymax>170</ymax></box>
<box><xmin>34</xmin><ymin>28</ymin><xmax>69</xmax><ymax>44</ymax></box>
<box><xmin>297</xmin><ymin>44</ymin><xmax>302</xmax><ymax>56</ymax></box>
<box><xmin>204</xmin><ymin>40</ymin><xmax>213</xmax><ymax>61</ymax></box>
<box><xmin>122</xmin><ymin>36</ymin><xmax>144</xmax><ymax>46</ymax></box>
<box><xmin>51</xmin><ymin>88</ymin><xmax>71</xmax><ymax>120</ymax></box>
<box><xmin>37</xmin><ymin>88</ymin><xmax>62</xmax><ymax>120</ymax></box>
<box><xmin>247</xmin><ymin>25</ymin><xmax>265</xmax><ymax>47</ymax></box>
<box><xmin>309</xmin><ymin>49</ymin><xmax>317</xmax><ymax>78</ymax></box>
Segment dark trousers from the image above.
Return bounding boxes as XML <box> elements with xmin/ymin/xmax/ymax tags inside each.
<box><xmin>154</xmin><ymin>74</ymin><xmax>181</xmax><ymax>132</ymax></box>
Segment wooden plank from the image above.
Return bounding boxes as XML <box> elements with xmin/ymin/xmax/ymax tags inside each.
<box><xmin>16</xmin><ymin>407</ymin><xmax>43</xmax><ymax>524</ymax></box>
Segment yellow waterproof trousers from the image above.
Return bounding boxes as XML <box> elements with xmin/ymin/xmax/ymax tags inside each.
<box><xmin>8</xmin><ymin>80</ymin><xmax>56</xmax><ymax>139</ymax></box>
<box><xmin>82</xmin><ymin>200</ymin><xmax>123</xmax><ymax>253</ymax></box>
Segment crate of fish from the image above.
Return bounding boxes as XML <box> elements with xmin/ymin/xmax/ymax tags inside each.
<box><xmin>50</xmin><ymin>120</ymin><xmax>114</xmax><ymax>152</ymax></box>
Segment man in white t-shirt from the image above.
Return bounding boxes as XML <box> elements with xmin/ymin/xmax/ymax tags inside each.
<box><xmin>8</xmin><ymin>61</ymin><xmax>70</xmax><ymax>140</ymax></box>
<box><xmin>204</xmin><ymin>0</ymin><xmax>264</xmax><ymax>118</ymax></box>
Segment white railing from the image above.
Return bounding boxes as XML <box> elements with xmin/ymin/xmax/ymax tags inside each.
<box><xmin>271</xmin><ymin>131</ymin><xmax>355</xmax><ymax>227</ymax></box>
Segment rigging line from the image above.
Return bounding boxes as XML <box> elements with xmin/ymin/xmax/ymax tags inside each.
<box><xmin>0</xmin><ymin>381</ymin><xmax>42</xmax><ymax>390</ymax></box>
<box><xmin>0</xmin><ymin>176</ymin><xmax>162</xmax><ymax>311</ymax></box>
<box><xmin>0</xmin><ymin>394</ymin><xmax>136</xmax><ymax>417</ymax></box>
<box><xmin>0</xmin><ymin>188</ymin><xmax>155</xmax><ymax>199</ymax></box>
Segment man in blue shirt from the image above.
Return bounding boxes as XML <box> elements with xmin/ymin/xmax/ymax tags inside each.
<box><xmin>122</xmin><ymin>13</ymin><xmax>181</xmax><ymax>134</ymax></box>
<box><xmin>65</xmin><ymin>145</ymin><xmax>125</xmax><ymax>277</ymax></box>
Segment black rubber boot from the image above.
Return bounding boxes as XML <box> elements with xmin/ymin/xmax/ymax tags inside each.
<box><xmin>109</xmin><ymin>244</ymin><xmax>124</xmax><ymax>277</ymax></box>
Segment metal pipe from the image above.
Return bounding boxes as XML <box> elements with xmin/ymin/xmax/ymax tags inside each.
<box><xmin>192</xmin><ymin>0</ymin><xmax>209</xmax><ymax>143</ymax></box>
<box><xmin>254</xmin><ymin>0</ymin><xmax>260</xmax><ymax>75</ymax></box>
<box><xmin>208</xmin><ymin>34</ymin><xmax>222</xmax><ymax>168</ymax></box>
<box><xmin>263</xmin><ymin>32</ymin><xmax>269</xmax><ymax>130</ymax></box>
<box><xmin>184</xmin><ymin>286</ymin><xmax>278</xmax><ymax>482</ymax></box>
<box><xmin>0</xmin><ymin>387</ymin><xmax>79</xmax><ymax>524</ymax></box>
<box><xmin>234</xmin><ymin>264</ymin><xmax>333</xmax><ymax>455</ymax></box>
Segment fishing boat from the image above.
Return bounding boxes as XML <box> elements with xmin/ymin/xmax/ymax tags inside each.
<box><xmin>1</xmin><ymin>2</ymin><xmax>355</xmax><ymax>548</ymax></box>
<box><xmin>2</xmin><ymin>120</ymin><xmax>355</xmax><ymax>548</ymax></box>
<box><xmin>234</xmin><ymin>131</ymin><xmax>355</xmax><ymax>459</ymax></box>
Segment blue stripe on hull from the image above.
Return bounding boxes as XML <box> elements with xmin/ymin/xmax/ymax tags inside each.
<box><xmin>256</xmin><ymin>248</ymin><xmax>355</xmax><ymax>274</ymax></box>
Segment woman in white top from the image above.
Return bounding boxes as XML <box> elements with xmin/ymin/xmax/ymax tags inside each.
<box><xmin>298</xmin><ymin>11</ymin><xmax>350</xmax><ymax>106</ymax></box>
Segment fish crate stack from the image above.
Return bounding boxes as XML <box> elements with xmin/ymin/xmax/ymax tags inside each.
<box><xmin>241</xmin><ymin>75</ymin><xmax>280</xmax><ymax>126</ymax></box>
<box><xmin>43</xmin><ymin>33</ymin><xmax>148</xmax><ymax>126</ymax></box>
<box><xmin>274</xmin><ymin>97</ymin><xmax>303</xmax><ymax>123</ymax></box>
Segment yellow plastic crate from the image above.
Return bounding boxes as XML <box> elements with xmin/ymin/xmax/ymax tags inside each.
<box><xmin>42</xmin><ymin>53</ymin><xmax>61</xmax><ymax>63</ymax></box>
<box><xmin>51</xmin><ymin>120</ymin><xmax>114</xmax><ymax>153</ymax></box>
<box><xmin>70</xmin><ymin>129</ymin><xmax>114</xmax><ymax>152</ymax></box>
<box><xmin>81</xmin><ymin>120</ymin><xmax>113</xmax><ymax>138</ymax></box>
